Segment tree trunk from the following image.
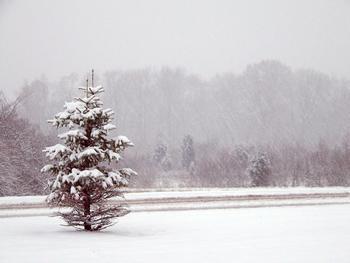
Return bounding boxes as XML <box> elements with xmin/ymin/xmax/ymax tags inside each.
<box><xmin>83</xmin><ymin>195</ymin><xmax>91</xmax><ymax>231</ymax></box>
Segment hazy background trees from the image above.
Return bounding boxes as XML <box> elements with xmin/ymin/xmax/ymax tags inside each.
<box><xmin>1</xmin><ymin>60</ymin><xmax>350</xmax><ymax>195</ymax></box>
<box><xmin>0</xmin><ymin>92</ymin><xmax>50</xmax><ymax>196</ymax></box>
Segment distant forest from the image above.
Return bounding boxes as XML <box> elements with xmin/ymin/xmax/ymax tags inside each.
<box><xmin>2</xmin><ymin>60</ymin><xmax>350</xmax><ymax>195</ymax></box>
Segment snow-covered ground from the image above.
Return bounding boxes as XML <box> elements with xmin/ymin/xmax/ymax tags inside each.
<box><xmin>1</xmin><ymin>205</ymin><xmax>350</xmax><ymax>263</ymax></box>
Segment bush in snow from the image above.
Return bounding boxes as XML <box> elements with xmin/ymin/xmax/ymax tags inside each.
<box><xmin>246</xmin><ymin>151</ymin><xmax>271</xmax><ymax>187</ymax></box>
<box><xmin>42</xmin><ymin>73</ymin><xmax>136</xmax><ymax>231</ymax></box>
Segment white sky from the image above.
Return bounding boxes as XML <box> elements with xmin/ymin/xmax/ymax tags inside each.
<box><xmin>1</xmin><ymin>0</ymin><xmax>350</xmax><ymax>95</ymax></box>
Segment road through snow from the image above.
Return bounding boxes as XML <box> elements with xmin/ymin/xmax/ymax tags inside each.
<box><xmin>1</xmin><ymin>187</ymin><xmax>350</xmax><ymax>217</ymax></box>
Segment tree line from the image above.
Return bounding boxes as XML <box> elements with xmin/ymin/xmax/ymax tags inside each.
<box><xmin>1</xmin><ymin>60</ymin><xmax>350</xmax><ymax>195</ymax></box>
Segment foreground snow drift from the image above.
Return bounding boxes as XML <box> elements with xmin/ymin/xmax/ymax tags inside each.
<box><xmin>0</xmin><ymin>205</ymin><xmax>350</xmax><ymax>263</ymax></box>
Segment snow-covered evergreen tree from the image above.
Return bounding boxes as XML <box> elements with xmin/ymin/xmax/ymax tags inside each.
<box><xmin>153</xmin><ymin>141</ymin><xmax>172</xmax><ymax>171</ymax></box>
<box><xmin>42</xmin><ymin>73</ymin><xmax>136</xmax><ymax>231</ymax></box>
<box><xmin>181</xmin><ymin>134</ymin><xmax>195</xmax><ymax>171</ymax></box>
<box><xmin>246</xmin><ymin>151</ymin><xmax>271</xmax><ymax>187</ymax></box>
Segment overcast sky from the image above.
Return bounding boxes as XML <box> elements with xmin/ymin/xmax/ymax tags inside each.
<box><xmin>1</xmin><ymin>0</ymin><xmax>350</xmax><ymax>96</ymax></box>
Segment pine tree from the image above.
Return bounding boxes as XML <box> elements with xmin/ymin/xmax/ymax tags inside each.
<box><xmin>42</xmin><ymin>71</ymin><xmax>136</xmax><ymax>231</ymax></box>
<box><xmin>153</xmin><ymin>141</ymin><xmax>172</xmax><ymax>171</ymax></box>
<box><xmin>246</xmin><ymin>151</ymin><xmax>271</xmax><ymax>187</ymax></box>
<box><xmin>181</xmin><ymin>135</ymin><xmax>195</xmax><ymax>171</ymax></box>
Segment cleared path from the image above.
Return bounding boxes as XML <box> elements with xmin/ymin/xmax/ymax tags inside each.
<box><xmin>1</xmin><ymin>187</ymin><xmax>350</xmax><ymax>217</ymax></box>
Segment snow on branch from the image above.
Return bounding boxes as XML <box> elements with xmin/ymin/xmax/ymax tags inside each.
<box><xmin>43</xmin><ymin>144</ymin><xmax>71</xmax><ymax>160</ymax></box>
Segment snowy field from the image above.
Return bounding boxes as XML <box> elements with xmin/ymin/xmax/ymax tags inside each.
<box><xmin>1</xmin><ymin>205</ymin><xmax>350</xmax><ymax>263</ymax></box>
